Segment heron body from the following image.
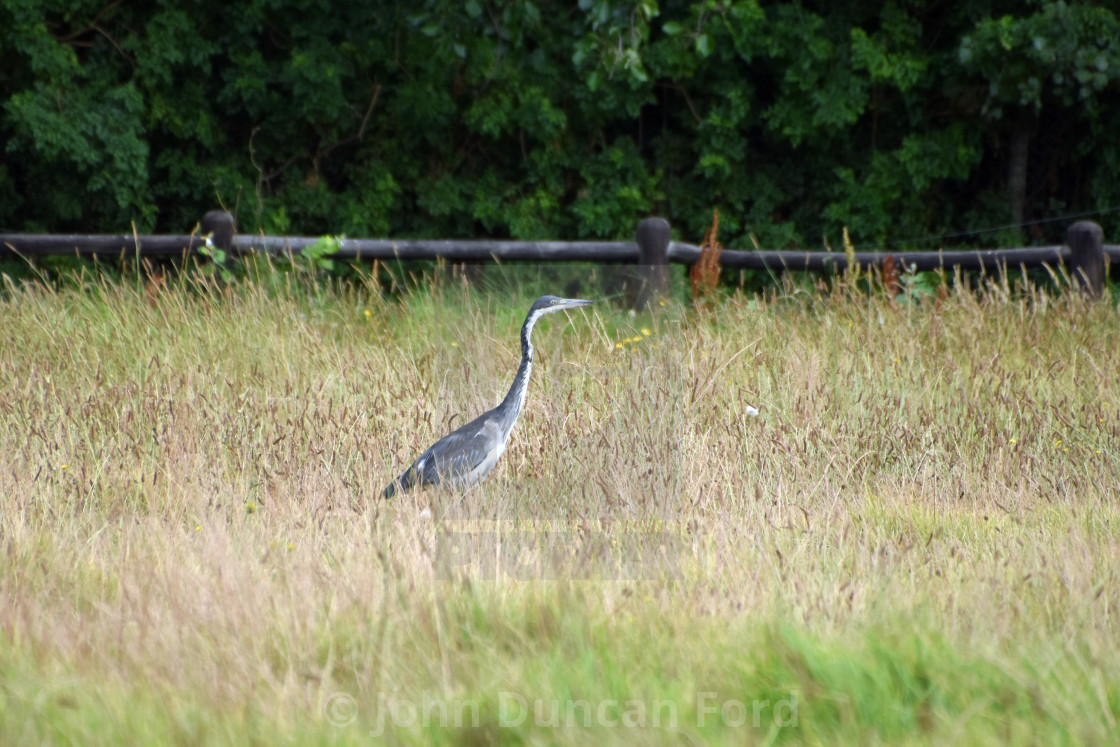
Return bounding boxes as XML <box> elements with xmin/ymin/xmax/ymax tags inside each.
<box><xmin>383</xmin><ymin>295</ymin><xmax>593</xmax><ymax>499</ymax></box>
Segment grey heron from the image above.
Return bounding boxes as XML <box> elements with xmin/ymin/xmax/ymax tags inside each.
<box><xmin>383</xmin><ymin>295</ymin><xmax>594</xmax><ymax>499</ymax></box>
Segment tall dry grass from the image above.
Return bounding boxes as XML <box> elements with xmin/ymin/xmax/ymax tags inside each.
<box><xmin>0</xmin><ymin>270</ymin><xmax>1117</xmax><ymax>744</ymax></box>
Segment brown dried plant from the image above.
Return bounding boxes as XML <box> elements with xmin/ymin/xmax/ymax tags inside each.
<box><xmin>882</xmin><ymin>254</ymin><xmax>901</xmax><ymax>300</ymax></box>
<box><xmin>690</xmin><ymin>209</ymin><xmax>723</xmax><ymax>305</ymax></box>
<box><xmin>145</xmin><ymin>267</ymin><xmax>165</xmax><ymax>308</ymax></box>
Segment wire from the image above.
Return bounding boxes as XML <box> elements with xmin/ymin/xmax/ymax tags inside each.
<box><xmin>852</xmin><ymin>205</ymin><xmax>1120</xmax><ymax>250</ymax></box>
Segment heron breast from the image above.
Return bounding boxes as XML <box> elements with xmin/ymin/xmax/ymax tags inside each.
<box><xmin>463</xmin><ymin>418</ymin><xmax>507</xmax><ymax>485</ymax></box>
<box><xmin>466</xmin><ymin>441</ymin><xmax>506</xmax><ymax>484</ymax></box>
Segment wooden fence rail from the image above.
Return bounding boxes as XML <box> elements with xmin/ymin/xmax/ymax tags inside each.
<box><xmin>2</xmin><ymin>211</ymin><xmax>1115</xmax><ymax>301</ymax></box>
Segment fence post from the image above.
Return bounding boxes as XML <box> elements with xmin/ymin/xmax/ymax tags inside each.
<box><xmin>634</xmin><ymin>216</ymin><xmax>670</xmax><ymax>310</ymax></box>
<box><xmin>200</xmin><ymin>210</ymin><xmax>236</xmax><ymax>254</ymax></box>
<box><xmin>1067</xmin><ymin>221</ymin><xmax>1104</xmax><ymax>300</ymax></box>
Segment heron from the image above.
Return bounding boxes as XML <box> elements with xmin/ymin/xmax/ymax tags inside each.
<box><xmin>383</xmin><ymin>295</ymin><xmax>594</xmax><ymax>499</ymax></box>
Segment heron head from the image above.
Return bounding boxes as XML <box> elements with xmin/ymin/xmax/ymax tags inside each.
<box><xmin>532</xmin><ymin>295</ymin><xmax>595</xmax><ymax>315</ymax></box>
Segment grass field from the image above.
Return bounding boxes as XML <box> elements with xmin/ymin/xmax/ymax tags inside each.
<box><xmin>1</xmin><ymin>267</ymin><xmax>1118</xmax><ymax>745</ymax></box>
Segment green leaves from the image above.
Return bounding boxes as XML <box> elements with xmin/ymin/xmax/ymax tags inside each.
<box><xmin>571</xmin><ymin>139</ymin><xmax>660</xmax><ymax>238</ymax></box>
<box><xmin>850</xmin><ymin>26</ymin><xmax>927</xmax><ymax>92</ymax></box>
<box><xmin>5</xmin><ymin>78</ymin><xmax>152</xmax><ymax>228</ymax></box>
<box><xmin>299</xmin><ymin>236</ymin><xmax>340</xmax><ymax>274</ymax></box>
<box><xmin>1</xmin><ymin>0</ymin><xmax>1118</xmax><ymax>252</ymax></box>
<box><xmin>197</xmin><ymin>233</ymin><xmax>233</xmax><ymax>282</ymax></box>
<box><xmin>960</xmin><ymin>3</ymin><xmax>1120</xmax><ymax>114</ymax></box>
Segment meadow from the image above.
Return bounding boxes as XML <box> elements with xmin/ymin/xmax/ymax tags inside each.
<box><xmin>0</xmin><ymin>265</ymin><xmax>1117</xmax><ymax>745</ymax></box>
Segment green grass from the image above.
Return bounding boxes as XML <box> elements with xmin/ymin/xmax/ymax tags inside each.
<box><xmin>1</xmin><ymin>268</ymin><xmax>1118</xmax><ymax>745</ymax></box>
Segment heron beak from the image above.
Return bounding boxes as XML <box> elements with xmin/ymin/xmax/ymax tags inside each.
<box><xmin>556</xmin><ymin>298</ymin><xmax>594</xmax><ymax>309</ymax></box>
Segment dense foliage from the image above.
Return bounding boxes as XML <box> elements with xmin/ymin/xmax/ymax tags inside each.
<box><xmin>3</xmin><ymin>1</ymin><xmax>1120</xmax><ymax>248</ymax></box>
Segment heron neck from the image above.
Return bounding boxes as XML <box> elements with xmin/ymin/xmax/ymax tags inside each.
<box><xmin>498</xmin><ymin>312</ymin><xmax>538</xmax><ymax>429</ymax></box>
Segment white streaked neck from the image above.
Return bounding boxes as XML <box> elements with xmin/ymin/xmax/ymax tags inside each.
<box><xmin>497</xmin><ymin>308</ymin><xmax>545</xmax><ymax>432</ymax></box>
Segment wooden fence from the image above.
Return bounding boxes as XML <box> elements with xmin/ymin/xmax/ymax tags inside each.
<box><xmin>2</xmin><ymin>211</ymin><xmax>1115</xmax><ymax>301</ymax></box>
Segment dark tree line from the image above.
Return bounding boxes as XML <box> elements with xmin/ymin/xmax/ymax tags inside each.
<box><xmin>2</xmin><ymin>1</ymin><xmax>1119</xmax><ymax>249</ymax></box>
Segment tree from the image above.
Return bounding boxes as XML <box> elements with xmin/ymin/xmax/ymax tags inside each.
<box><xmin>2</xmin><ymin>0</ymin><xmax>1118</xmax><ymax>249</ymax></box>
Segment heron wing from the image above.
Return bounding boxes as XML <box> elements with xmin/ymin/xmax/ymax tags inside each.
<box><xmin>400</xmin><ymin>411</ymin><xmax>504</xmax><ymax>490</ymax></box>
